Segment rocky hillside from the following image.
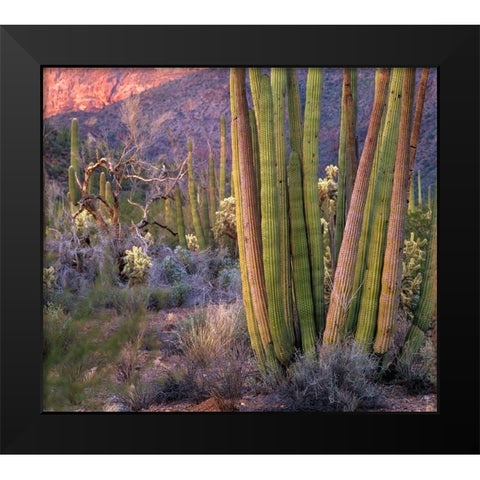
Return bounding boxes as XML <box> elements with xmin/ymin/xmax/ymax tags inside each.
<box><xmin>44</xmin><ymin>67</ymin><xmax>437</xmax><ymax>190</ymax></box>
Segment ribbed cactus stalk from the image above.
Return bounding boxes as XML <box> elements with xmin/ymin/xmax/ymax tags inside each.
<box><xmin>70</xmin><ymin>118</ymin><xmax>80</xmax><ymax>174</ymax></box>
<box><xmin>288</xmin><ymin>151</ymin><xmax>316</xmax><ymax>353</ymax></box>
<box><xmin>323</xmin><ymin>68</ymin><xmax>390</xmax><ymax>344</ymax></box>
<box><xmin>258</xmin><ymin>74</ymin><xmax>294</xmax><ymax>364</ymax></box>
<box><xmin>175</xmin><ymin>184</ymin><xmax>187</xmax><ymax>249</ymax></box>
<box><xmin>231</xmin><ymin>68</ymin><xmax>276</xmax><ymax>366</ymax></box>
<box><xmin>248</xmin><ymin>68</ymin><xmax>262</xmax><ymax>128</ymax></box>
<box><xmin>374</xmin><ymin>68</ymin><xmax>416</xmax><ymax>354</ymax></box>
<box><xmin>200</xmin><ymin>183</ymin><xmax>211</xmax><ymax>246</ymax></box>
<box><xmin>286</xmin><ymin>68</ymin><xmax>303</xmax><ymax>158</ymax></box>
<box><xmin>68</xmin><ymin>118</ymin><xmax>82</xmax><ymax>206</ymax></box>
<box><xmin>427</xmin><ymin>185</ymin><xmax>432</xmax><ymax>210</ymax></box>
<box><xmin>408</xmin><ymin>177</ymin><xmax>416</xmax><ymax>213</ymax></box>
<box><xmin>99</xmin><ymin>171</ymin><xmax>106</xmax><ymax>198</ymax></box>
<box><xmin>335</xmin><ymin>68</ymin><xmax>357</xmax><ymax>265</ymax></box>
<box><xmin>345</xmin><ymin>70</ymin><xmax>389</xmax><ymax>334</ymax></box>
<box><xmin>417</xmin><ymin>170</ymin><xmax>422</xmax><ymax>207</ymax></box>
<box><xmin>271</xmin><ymin>68</ymin><xmax>295</xmax><ymax>345</ymax></box>
<box><xmin>68</xmin><ymin>165</ymin><xmax>81</xmax><ymax>206</ymax></box>
<box><xmin>354</xmin><ymin>68</ymin><xmax>404</xmax><ymax>349</ymax></box>
<box><xmin>208</xmin><ymin>153</ymin><xmax>217</xmax><ymax>244</ymax></box>
<box><xmin>249</xmin><ymin>108</ymin><xmax>261</xmax><ymax>204</ymax></box>
<box><xmin>408</xmin><ymin>68</ymin><xmax>430</xmax><ymax>210</ymax></box>
<box><xmin>401</xmin><ymin>184</ymin><xmax>437</xmax><ymax>357</ymax></box>
<box><xmin>230</xmin><ymin>75</ymin><xmax>266</xmax><ymax>367</ymax></box>
<box><xmin>302</xmin><ymin>67</ymin><xmax>325</xmax><ymax>335</ymax></box>
<box><xmin>187</xmin><ymin>140</ymin><xmax>206</xmax><ymax>250</ymax></box>
<box><xmin>219</xmin><ymin>115</ymin><xmax>227</xmax><ymax>201</ymax></box>
<box><xmin>105</xmin><ymin>181</ymin><xmax>113</xmax><ymax>208</ymax></box>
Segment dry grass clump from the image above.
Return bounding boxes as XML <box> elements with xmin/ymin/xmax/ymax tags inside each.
<box><xmin>278</xmin><ymin>339</ymin><xmax>380</xmax><ymax>412</ymax></box>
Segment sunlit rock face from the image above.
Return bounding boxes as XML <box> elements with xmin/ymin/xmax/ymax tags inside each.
<box><xmin>43</xmin><ymin>67</ymin><xmax>203</xmax><ymax>118</ymax></box>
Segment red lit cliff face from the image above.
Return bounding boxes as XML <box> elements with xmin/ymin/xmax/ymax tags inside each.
<box><xmin>43</xmin><ymin>67</ymin><xmax>204</xmax><ymax>118</ymax></box>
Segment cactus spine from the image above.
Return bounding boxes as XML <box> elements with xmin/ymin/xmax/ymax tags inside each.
<box><xmin>288</xmin><ymin>151</ymin><xmax>316</xmax><ymax>353</ymax></box>
<box><xmin>175</xmin><ymin>184</ymin><xmax>187</xmax><ymax>249</ymax></box>
<box><xmin>374</xmin><ymin>68</ymin><xmax>416</xmax><ymax>354</ymax></box>
<box><xmin>259</xmin><ymin>73</ymin><xmax>294</xmax><ymax>364</ymax></box>
<box><xmin>187</xmin><ymin>139</ymin><xmax>207</xmax><ymax>250</ymax></box>
<box><xmin>402</xmin><ymin>184</ymin><xmax>437</xmax><ymax>357</ymax></box>
<box><xmin>219</xmin><ymin>115</ymin><xmax>227</xmax><ymax>201</ymax></box>
<box><xmin>302</xmin><ymin>67</ymin><xmax>325</xmax><ymax>334</ymax></box>
<box><xmin>324</xmin><ymin>68</ymin><xmax>390</xmax><ymax>344</ymax></box>
<box><xmin>271</xmin><ymin>68</ymin><xmax>295</xmax><ymax>345</ymax></box>
<box><xmin>231</xmin><ymin>68</ymin><xmax>276</xmax><ymax>365</ymax></box>
<box><xmin>354</xmin><ymin>68</ymin><xmax>404</xmax><ymax>349</ymax></box>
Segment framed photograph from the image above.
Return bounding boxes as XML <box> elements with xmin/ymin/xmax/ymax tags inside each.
<box><xmin>1</xmin><ymin>25</ymin><xmax>478</xmax><ymax>454</ymax></box>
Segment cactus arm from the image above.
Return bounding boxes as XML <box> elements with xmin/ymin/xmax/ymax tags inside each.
<box><xmin>323</xmin><ymin>68</ymin><xmax>390</xmax><ymax>344</ymax></box>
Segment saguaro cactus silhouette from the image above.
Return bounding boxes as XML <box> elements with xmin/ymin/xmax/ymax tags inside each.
<box><xmin>324</xmin><ymin>68</ymin><xmax>390</xmax><ymax>344</ymax></box>
<box><xmin>374</xmin><ymin>68</ymin><xmax>416</xmax><ymax>355</ymax></box>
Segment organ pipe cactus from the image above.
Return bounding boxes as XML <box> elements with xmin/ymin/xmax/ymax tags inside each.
<box><xmin>259</xmin><ymin>73</ymin><xmax>294</xmax><ymax>364</ymax></box>
<box><xmin>401</xmin><ymin>184</ymin><xmax>437</xmax><ymax>358</ymax></box>
<box><xmin>286</xmin><ymin>68</ymin><xmax>303</xmax><ymax>159</ymax></box>
<box><xmin>271</xmin><ymin>68</ymin><xmax>294</xmax><ymax>343</ymax></box>
<box><xmin>374</xmin><ymin>68</ymin><xmax>416</xmax><ymax>355</ymax></box>
<box><xmin>335</xmin><ymin>68</ymin><xmax>358</xmax><ymax>267</ymax></box>
<box><xmin>187</xmin><ymin>139</ymin><xmax>207</xmax><ymax>250</ymax></box>
<box><xmin>175</xmin><ymin>184</ymin><xmax>187</xmax><ymax>249</ymax></box>
<box><xmin>105</xmin><ymin>181</ymin><xmax>113</xmax><ymax>208</ymax></box>
<box><xmin>323</xmin><ymin>68</ymin><xmax>390</xmax><ymax>344</ymax></box>
<box><xmin>68</xmin><ymin>165</ymin><xmax>81</xmax><ymax>206</ymax></box>
<box><xmin>68</xmin><ymin>118</ymin><xmax>82</xmax><ymax>206</ymax></box>
<box><xmin>219</xmin><ymin>115</ymin><xmax>227</xmax><ymax>201</ymax></box>
<box><xmin>201</xmin><ymin>183</ymin><xmax>211</xmax><ymax>246</ymax></box>
<box><xmin>287</xmin><ymin>151</ymin><xmax>316</xmax><ymax>353</ymax></box>
<box><xmin>208</xmin><ymin>153</ymin><xmax>217</xmax><ymax>244</ymax></box>
<box><xmin>231</xmin><ymin>68</ymin><xmax>276</xmax><ymax>366</ymax></box>
<box><xmin>99</xmin><ymin>171</ymin><xmax>106</xmax><ymax>199</ymax></box>
<box><xmin>417</xmin><ymin>170</ymin><xmax>422</xmax><ymax>207</ymax></box>
<box><xmin>355</xmin><ymin>68</ymin><xmax>404</xmax><ymax>349</ymax></box>
<box><xmin>249</xmin><ymin>108</ymin><xmax>261</xmax><ymax>204</ymax></box>
<box><xmin>408</xmin><ymin>68</ymin><xmax>430</xmax><ymax>213</ymax></box>
<box><xmin>302</xmin><ymin>67</ymin><xmax>325</xmax><ymax>334</ymax></box>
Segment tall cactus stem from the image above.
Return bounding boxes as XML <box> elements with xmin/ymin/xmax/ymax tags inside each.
<box><xmin>175</xmin><ymin>184</ymin><xmax>187</xmax><ymax>249</ymax></box>
<box><xmin>219</xmin><ymin>115</ymin><xmax>227</xmax><ymax>201</ymax></box>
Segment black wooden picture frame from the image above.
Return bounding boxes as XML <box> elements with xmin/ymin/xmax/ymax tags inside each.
<box><xmin>1</xmin><ymin>25</ymin><xmax>478</xmax><ymax>454</ymax></box>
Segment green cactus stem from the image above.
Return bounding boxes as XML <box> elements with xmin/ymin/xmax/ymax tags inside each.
<box><xmin>354</xmin><ymin>68</ymin><xmax>404</xmax><ymax>350</ymax></box>
<box><xmin>208</xmin><ymin>153</ymin><xmax>217</xmax><ymax>244</ymax></box>
<box><xmin>259</xmin><ymin>73</ymin><xmax>294</xmax><ymax>364</ymax></box>
<box><xmin>302</xmin><ymin>67</ymin><xmax>325</xmax><ymax>335</ymax></box>
<box><xmin>187</xmin><ymin>140</ymin><xmax>207</xmax><ymax>250</ymax></box>
<box><xmin>219</xmin><ymin>115</ymin><xmax>227</xmax><ymax>201</ymax></box>
<box><xmin>175</xmin><ymin>184</ymin><xmax>187</xmax><ymax>249</ymax></box>
<box><xmin>286</xmin><ymin>68</ymin><xmax>303</xmax><ymax>158</ymax></box>
<box><xmin>249</xmin><ymin>108</ymin><xmax>261</xmax><ymax>205</ymax></box>
<box><xmin>105</xmin><ymin>181</ymin><xmax>113</xmax><ymax>208</ymax></box>
<box><xmin>99</xmin><ymin>171</ymin><xmax>106</xmax><ymax>198</ymax></box>
<box><xmin>323</xmin><ymin>68</ymin><xmax>390</xmax><ymax>344</ymax></box>
<box><xmin>417</xmin><ymin>170</ymin><xmax>422</xmax><ymax>207</ymax></box>
<box><xmin>70</xmin><ymin>118</ymin><xmax>80</xmax><ymax>175</ymax></box>
<box><xmin>288</xmin><ymin>151</ymin><xmax>316</xmax><ymax>353</ymax></box>
<box><xmin>374</xmin><ymin>68</ymin><xmax>416</xmax><ymax>355</ymax></box>
<box><xmin>68</xmin><ymin>165</ymin><xmax>81</xmax><ymax>206</ymax></box>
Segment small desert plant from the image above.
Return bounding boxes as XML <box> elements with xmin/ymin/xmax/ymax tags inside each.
<box><xmin>114</xmin><ymin>381</ymin><xmax>158</xmax><ymax>412</ymax></box>
<box><xmin>279</xmin><ymin>340</ymin><xmax>380</xmax><ymax>412</ymax></box>
<box><xmin>396</xmin><ymin>341</ymin><xmax>436</xmax><ymax>394</ymax></box>
<box><xmin>185</xmin><ymin>234</ymin><xmax>199</xmax><ymax>252</ymax></box>
<box><xmin>121</xmin><ymin>246</ymin><xmax>152</xmax><ymax>286</ymax></box>
<box><xmin>114</xmin><ymin>325</ymin><xmax>146</xmax><ymax>383</ymax></box>
<box><xmin>43</xmin><ymin>302</ymin><xmax>77</xmax><ymax>358</ymax></box>
<box><xmin>154</xmin><ymin>366</ymin><xmax>200</xmax><ymax>403</ymax></box>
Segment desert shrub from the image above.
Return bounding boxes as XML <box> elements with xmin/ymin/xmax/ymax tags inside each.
<box><xmin>121</xmin><ymin>246</ymin><xmax>152</xmax><ymax>287</ymax></box>
<box><xmin>212</xmin><ymin>196</ymin><xmax>237</xmax><ymax>255</ymax></box>
<box><xmin>278</xmin><ymin>340</ymin><xmax>380</xmax><ymax>412</ymax></box>
<box><xmin>217</xmin><ymin>265</ymin><xmax>242</xmax><ymax>299</ymax></box>
<box><xmin>396</xmin><ymin>341</ymin><xmax>436</xmax><ymax>394</ymax></box>
<box><xmin>406</xmin><ymin>206</ymin><xmax>432</xmax><ymax>243</ymax></box>
<box><xmin>113</xmin><ymin>381</ymin><xmax>158</xmax><ymax>412</ymax></box>
<box><xmin>157</xmin><ymin>254</ymin><xmax>188</xmax><ymax>284</ymax></box>
<box><xmin>176</xmin><ymin>303</ymin><xmax>247</xmax><ymax>368</ymax></box>
<box><xmin>43</xmin><ymin>302</ymin><xmax>77</xmax><ymax>358</ymax></box>
<box><xmin>114</xmin><ymin>325</ymin><xmax>146</xmax><ymax>383</ymax></box>
<box><xmin>154</xmin><ymin>367</ymin><xmax>199</xmax><ymax>403</ymax></box>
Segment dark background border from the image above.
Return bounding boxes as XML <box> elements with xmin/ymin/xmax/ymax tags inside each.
<box><xmin>1</xmin><ymin>25</ymin><xmax>478</xmax><ymax>454</ymax></box>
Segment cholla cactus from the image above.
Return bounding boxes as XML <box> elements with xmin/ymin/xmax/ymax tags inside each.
<box><xmin>43</xmin><ymin>266</ymin><xmax>57</xmax><ymax>292</ymax></box>
<box><xmin>212</xmin><ymin>196</ymin><xmax>236</xmax><ymax>244</ymax></box>
<box><xmin>401</xmin><ymin>233</ymin><xmax>427</xmax><ymax>320</ymax></box>
<box><xmin>122</xmin><ymin>246</ymin><xmax>152</xmax><ymax>286</ymax></box>
<box><xmin>185</xmin><ymin>234</ymin><xmax>200</xmax><ymax>252</ymax></box>
<box><xmin>318</xmin><ymin>164</ymin><xmax>339</xmax><ymax>215</ymax></box>
<box><xmin>74</xmin><ymin>209</ymin><xmax>99</xmax><ymax>238</ymax></box>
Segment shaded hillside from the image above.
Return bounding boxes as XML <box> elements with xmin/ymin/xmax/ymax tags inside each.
<box><xmin>44</xmin><ymin>67</ymin><xmax>437</xmax><ymax>191</ymax></box>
